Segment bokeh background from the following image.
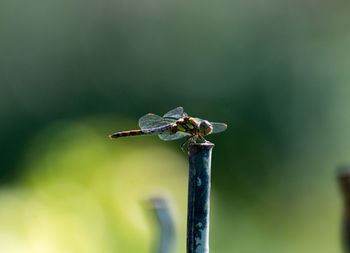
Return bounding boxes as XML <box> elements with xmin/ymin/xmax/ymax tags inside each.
<box><xmin>1</xmin><ymin>0</ymin><xmax>350</xmax><ymax>252</ymax></box>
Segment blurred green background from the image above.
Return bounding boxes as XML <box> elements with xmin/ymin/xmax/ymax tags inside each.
<box><xmin>1</xmin><ymin>0</ymin><xmax>350</xmax><ymax>252</ymax></box>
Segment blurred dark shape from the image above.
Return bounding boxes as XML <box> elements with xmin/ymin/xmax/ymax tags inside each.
<box><xmin>150</xmin><ymin>196</ymin><xmax>176</xmax><ymax>253</ymax></box>
<box><xmin>338</xmin><ymin>165</ymin><xmax>350</xmax><ymax>253</ymax></box>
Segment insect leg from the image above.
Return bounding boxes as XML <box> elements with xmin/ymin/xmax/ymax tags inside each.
<box><xmin>184</xmin><ymin>135</ymin><xmax>197</xmax><ymax>154</ymax></box>
<box><xmin>198</xmin><ymin>135</ymin><xmax>207</xmax><ymax>142</ymax></box>
<box><xmin>181</xmin><ymin>135</ymin><xmax>193</xmax><ymax>154</ymax></box>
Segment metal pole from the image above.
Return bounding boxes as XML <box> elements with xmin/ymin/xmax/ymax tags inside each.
<box><xmin>187</xmin><ymin>142</ymin><xmax>214</xmax><ymax>253</ymax></box>
<box><xmin>338</xmin><ymin>165</ymin><xmax>350</xmax><ymax>253</ymax></box>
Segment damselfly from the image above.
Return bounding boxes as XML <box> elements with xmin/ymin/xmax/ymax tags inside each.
<box><xmin>109</xmin><ymin>107</ymin><xmax>227</xmax><ymax>151</ymax></box>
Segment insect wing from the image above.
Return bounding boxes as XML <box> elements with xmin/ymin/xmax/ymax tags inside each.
<box><xmin>159</xmin><ymin>131</ymin><xmax>189</xmax><ymax>141</ymax></box>
<box><xmin>138</xmin><ymin>113</ymin><xmax>173</xmax><ymax>129</ymax></box>
<box><xmin>163</xmin><ymin>106</ymin><xmax>187</xmax><ymax>120</ymax></box>
<box><xmin>210</xmin><ymin>122</ymin><xmax>228</xmax><ymax>134</ymax></box>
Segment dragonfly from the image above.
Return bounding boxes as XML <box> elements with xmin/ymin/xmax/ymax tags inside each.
<box><xmin>109</xmin><ymin>107</ymin><xmax>227</xmax><ymax>151</ymax></box>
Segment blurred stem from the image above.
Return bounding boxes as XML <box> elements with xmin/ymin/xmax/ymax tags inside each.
<box><xmin>150</xmin><ymin>197</ymin><xmax>175</xmax><ymax>253</ymax></box>
<box><xmin>187</xmin><ymin>142</ymin><xmax>214</xmax><ymax>253</ymax></box>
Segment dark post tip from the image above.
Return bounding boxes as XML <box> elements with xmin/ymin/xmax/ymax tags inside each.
<box><xmin>188</xmin><ymin>142</ymin><xmax>214</xmax><ymax>150</ymax></box>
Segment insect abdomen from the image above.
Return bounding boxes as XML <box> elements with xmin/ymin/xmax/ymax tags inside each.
<box><xmin>109</xmin><ymin>125</ymin><xmax>173</xmax><ymax>139</ymax></box>
<box><xmin>109</xmin><ymin>130</ymin><xmax>144</xmax><ymax>138</ymax></box>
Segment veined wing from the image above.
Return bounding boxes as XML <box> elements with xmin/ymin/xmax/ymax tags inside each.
<box><xmin>163</xmin><ymin>106</ymin><xmax>188</xmax><ymax>120</ymax></box>
<box><xmin>210</xmin><ymin>122</ymin><xmax>228</xmax><ymax>134</ymax></box>
<box><xmin>194</xmin><ymin>118</ymin><xmax>227</xmax><ymax>134</ymax></box>
<box><xmin>159</xmin><ymin>131</ymin><xmax>189</xmax><ymax>141</ymax></box>
<box><xmin>139</xmin><ymin>113</ymin><xmax>174</xmax><ymax>129</ymax></box>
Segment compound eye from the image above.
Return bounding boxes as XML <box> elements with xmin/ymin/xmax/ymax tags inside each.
<box><xmin>201</xmin><ymin>120</ymin><xmax>211</xmax><ymax>128</ymax></box>
<box><xmin>200</xmin><ymin>120</ymin><xmax>213</xmax><ymax>135</ymax></box>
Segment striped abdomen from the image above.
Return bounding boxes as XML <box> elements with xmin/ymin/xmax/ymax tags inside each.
<box><xmin>109</xmin><ymin>125</ymin><xmax>172</xmax><ymax>139</ymax></box>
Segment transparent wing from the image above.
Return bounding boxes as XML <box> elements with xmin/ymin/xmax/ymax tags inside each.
<box><xmin>210</xmin><ymin>122</ymin><xmax>228</xmax><ymax>134</ymax></box>
<box><xmin>194</xmin><ymin>118</ymin><xmax>203</xmax><ymax>124</ymax></box>
<box><xmin>138</xmin><ymin>113</ymin><xmax>173</xmax><ymax>129</ymax></box>
<box><xmin>193</xmin><ymin>118</ymin><xmax>227</xmax><ymax>134</ymax></box>
<box><xmin>158</xmin><ymin>131</ymin><xmax>189</xmax><ymax>141</ymax></box>
<box><xmin>163</xmin><ymin>106</ymin><xmax>188</xmax><ymax>120</ymax></box>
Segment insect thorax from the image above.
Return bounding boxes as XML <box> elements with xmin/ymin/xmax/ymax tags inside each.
<box><xmin>175</xmin><ymin>117</ymin><xmax>199</xmax><ymax>134</ymax></box>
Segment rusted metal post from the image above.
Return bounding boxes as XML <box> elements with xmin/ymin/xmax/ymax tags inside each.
<box><xmin>338</xmin><ymin>165</ymin><xmax>350</xmax><ymax>253</ymax></box>
<box><xmin>187</xmin><ymin>142</ymin><xmax>214</xmax><ymax>253</ymax></box>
